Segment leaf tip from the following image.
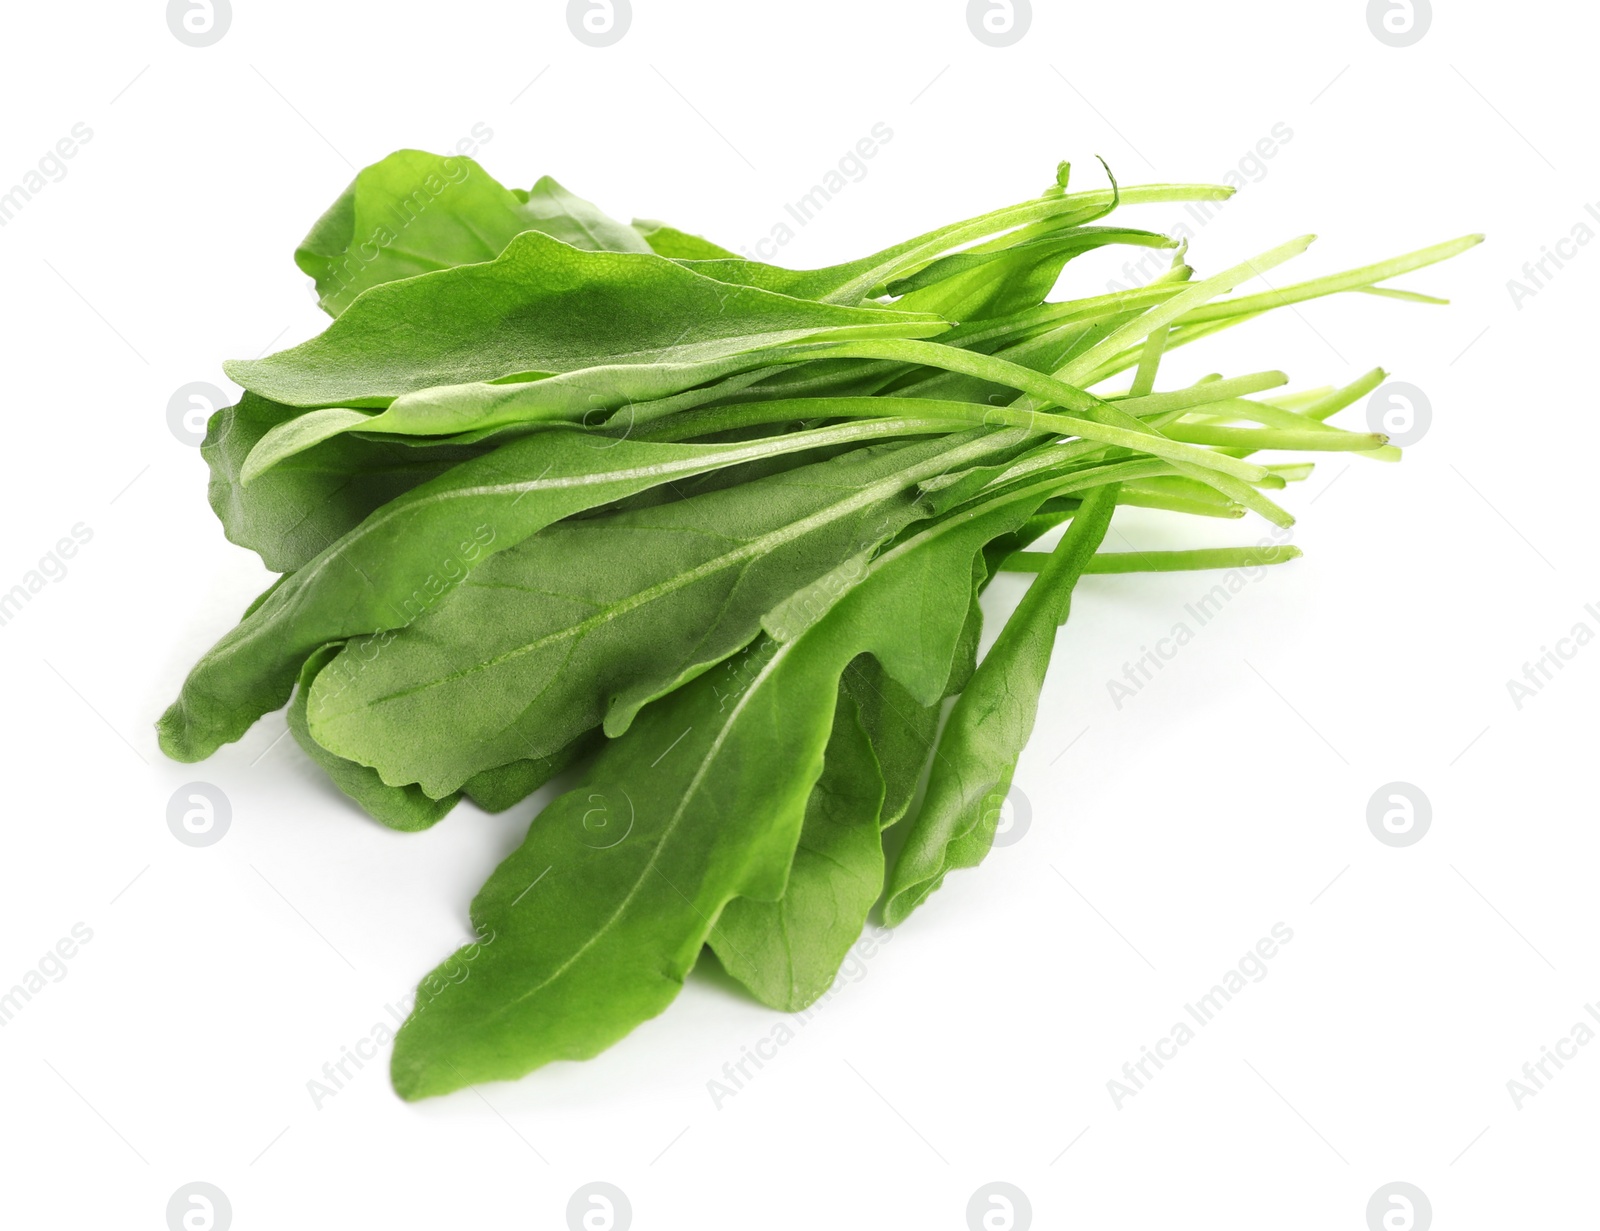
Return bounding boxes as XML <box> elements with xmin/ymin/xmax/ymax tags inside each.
<box><xmin>155</xmin><ymin>703</ymin><xmax>205</xmax><ymax>763</ymax></box>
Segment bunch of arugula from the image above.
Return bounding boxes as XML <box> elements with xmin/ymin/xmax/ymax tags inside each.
<box><xmin>160</xmin><ymin>149</ymin><xmax>1479</xmax><ymax>1098</ymax></box>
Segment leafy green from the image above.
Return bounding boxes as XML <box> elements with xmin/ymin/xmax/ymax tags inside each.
<box><xmin>889</xmin><ymin>226</ymin><xmax>1175</xmax><ymax>320</ymax></box>
<box><xmin>287</xmin><ymin>645</ymin><xmax>459</xmax><ymax>831</ymax></box>
<box><xmin>234</xmin><ymin>230</ymin><xmax>948</xmax><ymax>477</ymax></box>
<box><xmin>305</xmin><ymin>430</ymin><xmax>1011</xmax><ymax>797</ymax></box>
<box><xmin>296</xmin><ymin>150</ymin><xmax>650</xmax><ymax>315</ymax></box>
<box><xmin>204</xmin><ymin>393</ymin><xmax>487</xmax><ymax>573</ymax></box>
<box><xmin>633</xmin><ymin>219</ymin><xmax>739</xmax><ymax>261</ymax></box>
<box><xmin>154</xmin><ymin>146</ymin><xmax>1482</xmax><ymax>1099</ymax></box>
<box><xmin>884</xmin><ymin>485</ymin><xmax>1119</xmax><ymax>924</ymax></box>
<box><xmin>459</xmin><ymin>732</ymin><xmax>601</xmax><ymax>814</ymax></box>
<box><xmin>243</xmin><ymin>228</ymin><xmax>947</xmax><ymax>410</ymax></box>
<box><xmin>708</xmin><ymin>685</ymin><xmax>886</xmax><ymax>1011</ymax></box>
<box><xmin>680</xmin><ymin>183</ymin><xmax>1232</xmax><ymax>305</ymax></box>
<box><xmin>839</xmin><ymin>555</ymin><xmax>986</xmax><ymax>833</ymax></box>
<box><xmin>843</xmin><ymin>658</ymin><xmax>943</xmax><ymax>832</ymax></box>
<box><xmin>388</xmin><ymin>473</ymin><xmax>1063</xmax><ymax>1098</ymax></box>
<box><xmin>159</xmin><ymin>419</ymin><xmax>950</xmax><ymax>764</ymax></box>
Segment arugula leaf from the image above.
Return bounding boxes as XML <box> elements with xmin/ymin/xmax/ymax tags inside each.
<box><xmin>287</xmin><ymin>645</ymin><xmax>459</xmax><ymax>831</ymax></box>
<box><xmin>459</xmin><ymin>732</ymin><xmax>601</xmax><ymax>814</ymax></box>
<box><xmin>884</xmin><ymin>484</ymin><xmax>1119</xmax><ymax>925</ymax></box>
<box><xmin>251</xmin><ymin>244</ymin><xmax>1201</xmax><ymax>483</ymax></box>
<box><xmin>155</xmin><ymin>148</ymin><xmax>1484</xmax><ymax>1098</ymax></box>
<box><xmin>708</xmin><ymin>684</ymin><xmax>886</xmax><ymax>1011</ymax></box>
<box><xmin>296</xmin><ymin>150</ymin><xmax>650</xmax><ymax>315</ymax></box>
<box><xmin>306</xmin><ymin>432</ymin><xmax>982</xmax><ymax>793</ymax></box>
<box><xmin>512</xmin><ymin>176</ymin><xmax>654</xmax><ymax>255</ymax></box>
<box><xmin>233</xmin><ymin>233</ymin><xmax>950</xmax><ymax>479</ymax></box>
<box><xmin>839</xmin><ymin>555</ymin><xmax>986</xmax><ymax>832</ymax></box>
<box><xmin>204</xmin><ymin>393</ymin><xmax>487</xmax><ymax>573</ymax></box>
<box><xmin>159</xmin><ymin>418</ymin><xmax>949</xmax><ymax>764</ymax></box>
<box><xmin>388</xmin><ymin>631</ymin><xmax>814</xmax><ymax>1098</ymax></box>
<box><xmin>388</xmin><ymin>471</ymin><xmax>1070</xmax><ymax>1097</ymax></box>
<box><xmin>237</xmin><ymin>351</ymin><xmax>862</xmax><ymax>483</ymax></box>
<box><xmin>234</xmin><ymin>228</ymin><xmax>948</xmax><ymax>410</ymax></box>
<box><xmin>888</xmin><ymin>226</ymin><xmax>1175</xmax><ymax>321</ymax></box>
<box><xmin>842</xmin><ymin>658</ymin><xmax>940</xmax><ymax>832</ymax></box>
<box><xmin>633</xmin><ymin>219</ymin><xmax>739</xmax><ymax>261</ymax></box>
<box><xmin>305</xmin><ymin>430</ymin><xmax>1016</xmax><ymax>797</ymax></box>
<box><xmin>679</xmin><ymin>183</ymin><xmax>1231</xmax><ymax>305</ymax></box>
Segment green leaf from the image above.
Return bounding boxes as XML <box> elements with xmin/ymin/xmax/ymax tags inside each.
<box><xmin>204</xmin><ymin>393</ymin><xmax>487</xmax><ymax>573</ymax></box>
<box><xmin>459</xmin><ymin>731</ymin><xmax>601</xmax><ymax>814</ymax></box>
<box><xmin>306</xmin><ymin>430</ymin><xmax>1008</xmax><ymax>797</ymax></box>
<box><xmin>884</xmin><ymin>484</ymin><xmax>1119</xmax><ymax>925</ymax></box>
<box><xmin>389</xmin><ymin>477</ymin><xmax>1062</xmax><ymax>1098</ymax></box>
<box><xmin>997</xmin><ymin>544</ymin><xmax>1303</xmax><ymax>574</ymax></box>
<box><xmin>296</xmin><ymin>150</ymin><xmax>650</xmax><ymax>315</ymax></box>
<box><xmin>633</xmin><ymin>219</ymin><xmax>739</xmax><ymax>260</ymax></box>
<box><xmin>234</xmin><ymin>228</ymin><xmax>949</xmax><ymax>410</ymax></box>
<box><xmin>388</xmin><ymin>632</ymin><xmax>812</xmax><ymax>1099</ymax></box>
<box><xmin>239</xmin><ymin>349</ymin><xmax>912</xmax><ymax>484</ymax></box>
<box><xmin>513</xmin><ymin>176</ymin><xmax>654</xmax><ymax>254</ymax></box>
<box><xmin>286</xmin><ymin>645</ymin><xmax>459</xmax><ymax>831</ymax></box>
<box><xmin>158</xmin><ymin>418</ymin><xmax>941</xmax><ymax>764</ymax></box>
<box><xmin>679</xmin><ymin>183</ymin><xmax>1230</xmax><ymax>305</ymax></box>
<box><xmin>841</xmin><ymin>657</ymin><xmax>940</xmax><ymax>832</ymax></box>
<box><xmin>838</xmin><ymin>556</ymin><xmax>986</xmax><ymax>832</ymax></box>
<box><xmin>708</xmin><ymin>684</ymin><xmax>887</xmax><ymax>1011</ymax></box>
<box><xmin>889</xmin><ymin>226</ymin><xmax>1175</xmax><ymax>321</ymax></box>
<box><xmin>233</xmin><ymin>232</ymin><xmax>950</xmax><ymax>479</ymax></box>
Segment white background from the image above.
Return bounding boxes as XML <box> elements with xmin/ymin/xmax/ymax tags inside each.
<box><xmin>1</xmin><ymin>1</ymin><xmax>1593</xmax><ymax>1227</ymax></box>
